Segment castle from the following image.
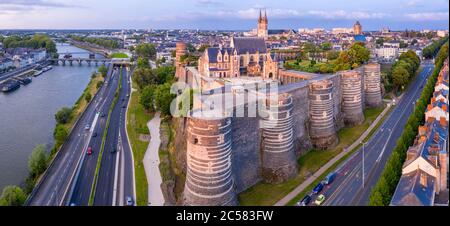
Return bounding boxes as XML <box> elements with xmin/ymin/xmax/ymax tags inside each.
<box><xmin>173</xmin><ymin>12</ymin><xmax>382</xmax><ymax>206</ymax></box>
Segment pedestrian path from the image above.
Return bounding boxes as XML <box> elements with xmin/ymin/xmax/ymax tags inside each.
<box><xmin>143</xmin><ymin>112</ymin><xmax>165</xmax><ymax>206</ymax></box>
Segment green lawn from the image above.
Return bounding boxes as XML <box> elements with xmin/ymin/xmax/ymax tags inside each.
<box><xmin>126</xmin><ymin>80</ymin><xmax>153</xmax><ymax>206</ymax></box>
<box><xmin>284</xmin><ymin>60</ymin><xmax>335</xmax><ymax>74</ymax></box>
<box><xmin>238</xmin><ymin>106</ymin><xmax>385</xmax><ymax>206</ymax></box>
<box><xmin>109</xmin><ymin>52</ymin><xmax>129</xmax><ymax>59</ymax></box>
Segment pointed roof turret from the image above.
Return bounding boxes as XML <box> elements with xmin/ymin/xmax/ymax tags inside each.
<box><xmin>264</xmin><ymin>9</ymin><xmax>268</xmax><ymax>22</ymax></box>
<box><xmin>258</xmin><ymin>9</ymin><xmax>263</xmax><ymax>23</ymax></box>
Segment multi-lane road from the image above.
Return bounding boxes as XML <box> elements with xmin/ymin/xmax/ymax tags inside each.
<box><xmin>315</xmin><ymin>63</ymin><xmax>434</xmax><ymax>206</ymax></box>
<box><xmin>27</xmin><ymin>64</ymin><xmax>135</xmax><ymax>206</ymax></box>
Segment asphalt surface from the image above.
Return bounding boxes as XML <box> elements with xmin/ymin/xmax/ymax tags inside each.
<box><xmin>27</xmin><ymin>64</ymin><xmax>116</xmax><ymax>206</ymax></box>
<box><xmin>68</xmin><ymin>67</ymin><xmax>120</xmax><ymax>206</ymax></box>
<box><xmin>93</xmin><ymin>67</ymin><xmax>134</xmax><ymax>206</ymax></box>
<box><xmin>300</xmin><ymin>62</ymin><xmax>435</xmax><ymax>206</ymax></box>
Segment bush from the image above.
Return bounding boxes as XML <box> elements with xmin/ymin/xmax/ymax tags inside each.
<box><xmin>96</xmin><ymin>81</ymin><xmax>104</xmax><ymax>89</ymax></box>
<box><xmin>53</xmin><ymin>124</ymin><xmax>68</xmax><ymax>147</ymax></box>
<box><xmin>28</xmin><ymin>144</ymin><xmax>48</xmax><ymax>178</ymax></box>
<box><xmin>55</xmin><ymin>107</ymin><xmax>72</xmax><ymax>124</ymax></box>
<box><xmin>85</xmin><ymin>92</ymin><xmax>92</xmax><ymax>103</ymax></box>
<box><xmin>0</xmin><ymin>186</ymin><xmax>26</xmax><ymax>206</ymax></box>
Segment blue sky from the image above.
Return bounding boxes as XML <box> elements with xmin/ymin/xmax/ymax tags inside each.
<box><xmin>0</xmin><ymin>0</ymin><xmax>448</xmax><ymax>30</ymax></box>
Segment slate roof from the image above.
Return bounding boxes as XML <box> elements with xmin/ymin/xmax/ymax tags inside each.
<box><xmin>231</xmin><ymin>37</ymin><xmax>267</xmax><ymax>55</ymax></box>
<box><xmin>206</xmin><ymin>47</ymin><xmax>234</xmax><ymax>63</ymax></box>
<box><xmin>390</xmin><ymin>169</ymin><xmax>436</xmax><ymax>206</ymax></box>
<box><xmin>354</xmin><ymin>35</ymin><xmax>367</xmax><ymax>42</ymax></box>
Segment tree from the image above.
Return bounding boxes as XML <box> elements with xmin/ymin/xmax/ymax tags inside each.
<box><xmin>186</xmin><ymin>43</ymin><xmax>196</xmax><ymax>53</ymax></box>
<box><xmin>55</xmin><ymin>107</ymin><xmax>72</xmax><ymax>124</ymax></box>
<box><xmin>197</xmin><ymin>44</ymin><xmax>210</xmax><ymax>53</ymax></box>
<box><xmin>140</xmin><ymin>85</ymin><xmax>157</xmax><ymax>111</ymax></box>
<box><xmin>133</xmin><ymin>67</ymin><xmax>156</xmax><ymax>89</ymax></box>
<box><xmin>321</xmin><ymin>42</ymin><xmax>332</xmax><ymax>51</ymax></box>
<box><xmin>135</xmin><ymin>43</ymin><xmax>157</xmax><ymax>60</ymax></box>
<box><xmin>137</xmin><ymin>57</ymin><xmax>150</xmax><ymax>69</ymax></box>
<box><xmin>0</xmin><ymin>186</ymin><xmax>26</xmax><ymax>206</ymax></box>
<box><xmin>98</xmin><ymin>65</ymin><xmax>108</xmax><ymax>78</ymax></box>
<box><xmin>326</xmin><ymin>50</ymin><xmax>339</xmax><ymax>61</ymax></box>
<box><xmin>29</xmin><ymin>144</ymin><xmax>48</xmax><ymax>177</ymax></box>
<box><xmin>96</xmin><ymin>81</ymin><xmax>104</xmax><ymax>89</ymax></box>
<box><xmin>54</xmin><ymin>124</ymin><xmax>68</xmax><ymax>147</ymax></box>
<box><xmin>392</xmin><ymin>66</ymin><xmax>410</xmax><ymax>90</ymax></box>
<box><xmin>347</xmin><ymin>42</ymin><xmax>370</xmax><ymax>67</ymax></box>
<box><xmin>154</xmin><ymin>83</ymin><xmax>176</xmax><ymax>116</ymax></box>
<box><xmin>85</xmin><ymin>92</ymin><xmax>92</xmax><ymax>102</ymax></box>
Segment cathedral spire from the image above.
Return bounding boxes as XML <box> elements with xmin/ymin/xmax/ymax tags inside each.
<box><xmin>264</xmin><ymin>9</ymin><xmax>267</xmax><ymax>22</ymax></box>
<box><xmin>259</xmin><ymin>9</ymin><xmax>263</xmax><ymax>22</ymax></box>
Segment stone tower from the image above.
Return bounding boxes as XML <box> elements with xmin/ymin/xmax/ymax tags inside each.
<box><xmin>175</xmin><ymin>41</ymin><xmax>187</xmax><ymax>79</ymax></box>
<box><xmin>364</xmin><ymin>63</ymin><xmax>383</xmax><ymax>108</ymax></box>
<box><xmin>354</xmin><ymin>21</ymin><xmax>362</xmax><ymax>35</ymax></box>
<box><xmin>309</xmin><ymin>80</ymin><xmax>339</xmax><ymax>149</ymax></box>
<box><xmin>341</xmin><ymin>70</ymin><xmax>365</xmax><ymax>126</ymax></box>
<box><xmin>257</xmin><ymin>9</ymin><xmax>268</xmax><ymax>38</ymax></box>
<box><xmin>183</xmin><ymin>111</ymin><xmax>238</xmax><ymax>206</ymax></box>
<box><xmin>260</xmin><ymin>93</ymin><xmax>298</xmax><ymax>183</ymax></box>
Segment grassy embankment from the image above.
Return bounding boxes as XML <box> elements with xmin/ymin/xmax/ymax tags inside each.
<box><xmin>109</xmin><ymin>52</ymin><xmax>129</xmax><ymax>59</ymax></box>
<box><xmin>126</xmin><ymin>79</ymin><xmax>153</xmax><ymax>206</ymax></box>
<box><xmin>238</xmin><ymin>106</ymin><xmax>386</xmax><ymax>206</ymax></box>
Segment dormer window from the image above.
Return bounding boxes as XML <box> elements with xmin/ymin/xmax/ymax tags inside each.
<box><xmin>217</xmin><ymin>54</ymin><xmax>222</xmax><ymax>62</ymax></box>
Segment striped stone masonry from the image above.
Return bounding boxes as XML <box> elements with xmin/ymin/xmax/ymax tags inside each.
<box><xmin>260</xmin><ymin>93</ymin><xmax>298</xmax><ymax>183</ymax></box>
<box><xmin>340</xmin><ymin>70</ymin><xmax>365</xmax><ymax>126</ymax></box>
<box><xmin>364</xmin><ymin>63</ymin><xmax>383</xmax><ymax>108</ymax></box>
<box><xmin>183</xmin><ymin>114</ymin><xmax>238</xmax><ymax>206</ymax></box>
<box><xmin>309</xmin><ymin>80</ymin><xmax>339</xmax><ymax>149</ymax></box>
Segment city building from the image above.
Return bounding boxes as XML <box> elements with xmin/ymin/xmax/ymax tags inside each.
<box><xmin>354</xmin><ymin>21</ymin><xmax>362</xmax><ymax>35</ymax></box>
<box><xmin>391</xmin><ymin>58</ymin><xmax>449</xmax><ymax>206</ymax></box>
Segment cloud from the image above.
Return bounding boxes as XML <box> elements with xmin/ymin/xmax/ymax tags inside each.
<box><xmin>308</xmin><ymin>10</ymin><xmax>387</xmax><ymax>20</ymax></box>
<box><xmin>195</xmin><ymin>0</ymin><xmax>223</xmax><ymax>7</ymax></box>
<box><xmin>0</xmin><ymin>0</ymin><xmax>85</xmax><ymax>13</ymax></box>
<box><xmin>406</xmin><ymin>0</ymin><xmax>423</xmax><ymax>7</ymax></box>
<box><xmin>404</xmin><ymin>12</ymin><xmax>449</xmax><ymax>21</ymax></box>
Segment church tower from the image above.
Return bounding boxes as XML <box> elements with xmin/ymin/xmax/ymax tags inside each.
<box><xmin>257</xmin><ymin>9</ymin><xmax>268</xmax><ymax>38</ymax></box>
<box><xmin>353</xmin><ymin>21</ymin><xmax>362</xmax><ymax>35</ymax></box>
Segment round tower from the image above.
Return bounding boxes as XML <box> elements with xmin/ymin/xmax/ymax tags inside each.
<box><xmin>364</xmin><ymin>63</ymin><xmax>383</xmax><ymax>108</ymax></box>
<box><xmin>341</xmin><ymin>70</ymin><xmax>364</xmax><ymax>126</ymax></box>
<box><xmin>183</xmin><ymin>111</ymin><xmax>238</xmax><ymax>206</ymax></box>
<box><xmin>309</xmin><ymin>80</ymin><xmax>338</xmax><ymax>149</ymax></box>
<box><xmin>260</xmin><ymin>93</ymin><xmax>298</xmax><ymax>184</ymax></box>
<box><xmin>175</xmin><ymin>41</ymin><xmax>187</xmax><ymax>79</ymax></box>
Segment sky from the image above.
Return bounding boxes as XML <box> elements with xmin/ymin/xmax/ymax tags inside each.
<box><xmin>0</xmin><ymin>0</ymin><xmax>448</xmax><ymax>30</ymax></box>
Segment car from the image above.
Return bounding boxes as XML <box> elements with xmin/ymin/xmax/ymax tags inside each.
<box><xmin>297</xmin><ymin>195</ymin><xmax>312</xmax><ymax>206</ymax></box>
<box><xmin>70</xmin><ymin>203</ymin><xmax>76</xmax><ymax>206</ymax></box>
<box><xmin>85</xmin><ymin>124</ymin><xmax>90</xmax><ymax>130</ymax></box>
<box><xmin>122</xmin><ymin>105</ymin><xmax>126</xmax><ymax>108</ymax></box>
<box><xmin>126</xmin><ymin>94</ymin><xmax>129</xmax><ymax>97</ymax></box>
<box><xmin>323</xmin><ymin>172</ymin><xmax>337</xmax><ymax>185</ymax></box>
<box><xmin>126</xmin><ymin>196</ymin><xmax>134</xmax><ymax>206</ymax></box>
<box><xmin>87</xmin><ymin>147</ymin><xmax>93</xmax><ymax>156</ymax></box>
<box><xmin>312</xmin><ymin>182</ymin><xmax>324</xmax><ymax>194</ymax></box>
<box><xmin>92</xmin><ymin>132</ymin><xmax>97</xmax><ymax>138</ymax></box>
<box><xmin>315</xmin><ymin>194</ymin><xmax>326</xmax><ymax>205</ymax></box>
<box><xmin>111</xmin><ymin>147</ymin><xmax>117</xmax><ymax>154</ymax></box>
<box><xmin>122</xmin><ymin>98</ymin><xmax>125</xmax><ymax>101</ymax></box>
<box><xmin>100</xmin><ymin>112</ymin><xmax>106</xmax><ymax>117</ymax></box>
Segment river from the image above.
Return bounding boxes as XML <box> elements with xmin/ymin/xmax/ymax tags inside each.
<box><xmin>0</xmin><ymin>43</ymin><xmax>103</xmax><ymax>191</ymax></box>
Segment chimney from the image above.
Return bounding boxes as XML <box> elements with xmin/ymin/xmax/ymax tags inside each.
<box><xmin>432</xmin><ymin>97</ymin><xmax>436</xmax><ymax>103</ymax></box>
<box><xmin>418</xmin><ymin>126</ymin><xmax>427</xmax><ymax>136</ymax></box>
<box><xmin>420</xmin><ymin>172</ymin><xmax>428</xmax><ymax>187</ymax></box>
<box><xmin>439</xmin><ymin>152</ymin><xmax>448</xmax><ymax>191</ymax></box>
<box><xmin>440</xmin><ymin>117</ymin><xmax>447</xmax><ymax>127</ymax></box>
<box><xmin>441</xmin><ymin>104</ymin><xmax>447</xmax><ymax>112</ymax></box>
<box><xmin>427</xmin><ymin>104</ymin><xmax>433</xmax><ymax>111</ymax></box>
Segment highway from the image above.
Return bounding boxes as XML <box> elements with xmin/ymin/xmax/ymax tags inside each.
<box><xmin>302</xmin><ymin>62</ymin><xmax>434</xmax><ymax>206</ymax></box>
<box><xmin>93</xmin><ymin>66</ymin><xmax>135</xmax><ymax>206</ymax></box>
<box><xmin>27</xmin><ymin>64</ymin><xmax>116</xmax><ymax>206</ymax></box>
<box><xmin>68</xmin><ymin>67</ymin><xmax>120</xmax><ymax>206</ymax></box>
